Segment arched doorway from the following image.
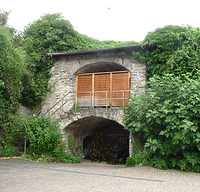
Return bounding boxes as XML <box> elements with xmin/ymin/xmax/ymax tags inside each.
<box><xmin>64</xmin><ymin>116</ymin><xmax>129</xmax><ymax>164</ymax></box>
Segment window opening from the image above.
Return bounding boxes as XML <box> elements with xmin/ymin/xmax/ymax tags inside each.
<box><xmin>76</xmin><ymin>71</ymin><xmax>130</xmax><ymax>107</ymax></box>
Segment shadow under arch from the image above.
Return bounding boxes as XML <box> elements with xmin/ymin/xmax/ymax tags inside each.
<box><xmin>64</xmin><ymin>116</ymin><xmax>129</xmax><ymax>164</ymax></box>
<box><xmin>74</xmin><ymin>62</ymin><xmax>129</xmax><ymax>75</ymax></box>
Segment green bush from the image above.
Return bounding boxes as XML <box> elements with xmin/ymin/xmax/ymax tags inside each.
<box><xmin>59</xmin><ymin>152</ymin><xmax>82</xmax><ymax>163</ymax></box>
<box><xmin>26</xmin><ymin>115</ymin><xmax>62</xmax><ymax>156</ymax></box>
<box><xmin>134</xmin><ymin>152</ymin><xmax>149</xmax><ymax>165</ymax></box>
<box><xmin>1</xmin><ymin>114</ymin><xmax>82</xmax><ymax>163</ymax></box>
<box><xmin>24</xmin><ymin>115</ymin><xmax>82</xmax><ymax>163</ymax></box>
<box><xmin>0</xmin><ymin>143</ymin><xmax>17</xmax><ymax>157</ymax></box>
<box><xmin>126</xmin><ymin>152</ymin><xmax>148</xmax><ymax>167</ymax></box>
<box><xmin>3</xmin><ymin>115</ymin><xmax>27</xmax><ymax>151</ymax></box>
<box><xmin>50</xmin><ymin>138</ymin><xmax>82</xmax><ymax>163</ymax></box>
<box><xmin>125</xmin><ymin>74</ymin><xmax>200</xmax><ymax>172</ymax></box>
<box><xmin>126</xmin><ymin>157</ymin><xmax>136</xmax><ymax>167</ymax></box>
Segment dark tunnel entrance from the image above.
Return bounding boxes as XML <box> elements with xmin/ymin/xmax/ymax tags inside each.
<box><xmin>64</xmin><ymin>116</ymin><xmax>129</xmax><ymax>164</ymax></box>
<box><xmin>83</xmin><ymin>132</ymin><xmax>129</xmax><ymax>164</ymax></box>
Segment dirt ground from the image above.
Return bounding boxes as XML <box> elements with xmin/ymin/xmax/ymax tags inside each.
<box><xmin>0</xmin><ymin>158</ymin><xmax>200</xmax><ymax>192</ymax></box>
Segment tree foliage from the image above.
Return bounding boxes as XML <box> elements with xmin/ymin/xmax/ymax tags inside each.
<box><xmin>102</xmin><ymin>40</ymin><xmax>139</xmax><ymax>47</ymax></box>
<box><xmin>133</xmin><ymin>25</ymin><xmax>200</xmax><ymax>78</ymax></box>
<box><xmin>125</xmin><ymin>75</ymin><xmax>200</xmax><ymax>172</ymax></box>
<box><xmin>0</xmin><ymin>9</ymin><xmax>9</xmax><ymax>26</ymax></box>
<box><xmin>21</xmin><ymin>13</ymin><xmax>79</xmax><ymax>107</ymax></box>
<box><xmin>0</xmin><ymin>25</ymin><xmax>26</xmax><ymax>126</ymax></box>
<box><xmin>21</xmin><ymin>13</ymin><xmax>138</xmax><ymax>108</ymax></box>
<box><xmin>22</xmin><ymin>13</ymin><xmax>112</xmax><ymax>76</ymax></box>
<box><xmin>125</xmin><ymin>25</ymin><xmax>200</xmax><ymax>172</ymax></box>
<box><xmin>26</xmin><ymin>115</ymin><xmax>64</xmax><ymax>156</ymax></box>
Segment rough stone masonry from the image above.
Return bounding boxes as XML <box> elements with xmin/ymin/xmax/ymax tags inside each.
<box><xmin>41</xmin><ymin>47</ymin><xmax>146</xmax><ymax>155</ymax></box>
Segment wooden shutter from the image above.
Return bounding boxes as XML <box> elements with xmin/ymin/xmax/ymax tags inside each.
<box><xmin>94</xmin><ymin>73</ymin><xmax>110</xmax><ymax>106</ymax></box>
<box><xmin>112</xmin><ymin>71</ymin><xmax>130</xmax><ymax>106</ymax></box>
<box><xmin>76</xmin><ymin>71</ymin><xmax>130</xmax><ymax>107</ymax></box>
<box><xmin>77</xmin><ymin>74</ymin><xmax>92</xmax><ymax>106</ymax></box>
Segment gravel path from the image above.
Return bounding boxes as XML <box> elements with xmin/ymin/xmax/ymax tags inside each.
<box><xmin>0</xmin><ymin>158</ymin><xmax>200</xmax><ymax>192</ymax></box>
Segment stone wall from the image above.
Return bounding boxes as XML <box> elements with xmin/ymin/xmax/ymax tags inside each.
<box><xmin>59</xmin><ymin>107</ymin><xmax>125</xmax><ymax>131</ymax></box>
<box><xmin>41</xmin><ymin>52</ymin><xmax>146</xmax><ymax>126</ymax></box>
<box><xmin>40</xmin><ymin>51</ymin><xmax>146</xmax><ymax>156</ymax></box>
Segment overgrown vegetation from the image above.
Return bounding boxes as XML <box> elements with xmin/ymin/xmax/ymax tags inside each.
<box><xmin>1</xmin><ymin>9</ymin><xmax>200</xmax><ymax>170</ymax></box>
<box><xmin>21</xmin><ymin>13</ymin><xmax>138</xmax><ymax>108</ymax></box>
<box><xmin>0</xmin><ymin>10</ymin><xmax>136</xmax><ymax>162</ymax></box>
<box><xmin>125</xmin><ymin>25</ymin><xmax>200</xmax><ymax>172</ymax></box>
<box><xmin>0</xmin><ymin>114</ymin><xmax>82</xmax><ymax>163</ymax></box>
<box><xmin>0</xmin><ymin>13</ymin><xmax>26</xmax><ymax>129</ymax></box>
<box><xmin>125</xmin><ymin>75</ymin><xmax>200</xmax><ymax>171</ymax></box>
<box><xmin>0</xmin><ymin>10</ymin><xmax>26</xmax><ymax>157</ymax></box>
<box><xmin>126</xmin><ymin>152</ymin><xmax>148</xmax><ymax>167</ymax></box>
<box><xmin>132</xmin><ymin>25</ymin><xmax>200</xmax><ymax>78</ymax></box>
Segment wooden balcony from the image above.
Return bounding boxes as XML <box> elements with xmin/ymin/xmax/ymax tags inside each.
<box><xmin>76</xmin><ymin>89</ymin><xmax>130</xmax><ymax>109</ymax></box>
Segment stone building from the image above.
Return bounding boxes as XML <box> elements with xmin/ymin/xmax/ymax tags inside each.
<box><xmin>41</xmin><ymin>45</ymin><xmax>146</xmax><ymax>163</ymax></box>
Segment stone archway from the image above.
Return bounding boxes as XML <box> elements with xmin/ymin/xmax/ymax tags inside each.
<box><xmin>42</xmin><ymin>52</ymin><xmax>146</xmax><ymax>118</ymax></box>
<box><xmin>74</xmin><ymin>62</ymin><xmax>129</xmax><ymax>75</ymax></box>
<box><xmin>63</xmin><ymin>116</ymin><xmax>129</xmax><ymax>164</ymax></box>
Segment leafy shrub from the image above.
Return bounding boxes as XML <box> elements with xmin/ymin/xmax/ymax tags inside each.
<box><xmin>67</xmin><ymin>135</ymin><xmax>76</xmax><ymax>156</ymax></box>
<box><xmin>59</xmin><ymin>152</ymin><xmax>82</xmax><ymax>163</ymax></box>
<box><xmin>125</xmin><ymin>74</ymin><xmax>200</xmax><ymax>172</ymax></box>
<box><xmin>126</xmin><ymin>157</ymin><xmax>136</xmax><ymax>167</ymax></box>
<box><xmin>126</xmin><ymin>152</ymin><xmax>148</xmax><ymax>167</ymax></box>
<box><xmin>134</xmin><ymin>152</ymin><xmax>149</xmax><ymax>165</ymax></box>
<box><xmin>0</xmin><ymin>143</ymin><xmax>17</xmax><ymax>157</ymax></box>
<box><xmin>3</xmin><ymin>115</ymin><xmax>27</xmax><ymax>151</ymax></box>
<box><xmin>24</xmin><ymin>115</ymin><xmax>82</xmax><ymax>163</ymax></box>
<box><xmin>1</xmin><ymin>114</ymin><xmax>82</xmax><ymax>163</ymax></box>
<box><xmin>26</xmin><ymin>115</ymin><xmax>62</xmax><ymax>156</ymax></box>
<box><xmin>71</xmin><ymin>104</ymin><xmax>82</xmax><ymax>110</ymax></box>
